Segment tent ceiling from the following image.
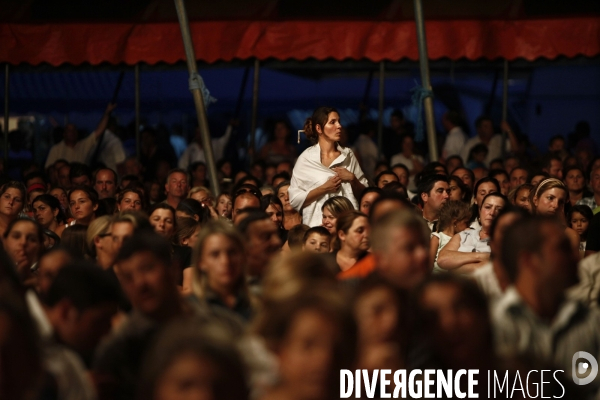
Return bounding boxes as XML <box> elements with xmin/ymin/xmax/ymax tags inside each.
<box><xmin>0</xmin><ymin>0</ymin><xmax>599</xmax><ymax>66</ymax></box>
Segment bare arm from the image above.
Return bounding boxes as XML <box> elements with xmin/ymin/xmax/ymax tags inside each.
<box><xmin>93</xmin><ymin>103</ymin><xmax>117</xmax><ymax>139</ymax></box>
<box><xmin>429</xmin><ymin>235</ymin><xmax>440</xmax><ymax>271</ymax></box>
<box><xmin>437</xmin><ymin>233</ymin><xmax>490</xmax><ymax>270</ymax></box>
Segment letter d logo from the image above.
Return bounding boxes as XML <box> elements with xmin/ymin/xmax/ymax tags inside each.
<box><xmin>572</xmin><ymin>351</ymin><xmax>598</xmax><ymax>385</ymax></box>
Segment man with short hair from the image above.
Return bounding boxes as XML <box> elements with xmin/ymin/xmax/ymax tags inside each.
<box><xmin>27</xmin><ymin>262</ymin><xmax>121</xmax><ymax>400</ymax></box>
<box><xmin>374</xmin><ymin>170</ymin><xmax>399</xmax><ymax>189</ymax></box>
<box><xmin>94</xmin><ymin>168</ymin><xmax>118</xmax><ymax>199</ymax></box>
<box><xmin>577</xmin><ymin>165</ymin><xmax>600</xmax><ymax>212</ymax></box>
<box><xmin>371</xmin><ymin>209</ymin><xmax>430</xmax><ymax>289</ymax></box>
<box><xmin>418</xmin><ymin>174</ymin><xmax>449</xmax><ymax>231</ymax></box>
<box><xmin>541</xmin><ymin>154</ymin><xmax>563</xmax><ymax>180</ymax></box>
<box><xmin>492</xmin><ymin>216</ymin><xmax>600</xmax><ymax>396</ymax></box>
<box><xmin>232</xmin><ymin>192</ymin><xmax>261</xmax><ymax>224</ymax></box>
<box><xmin>237</xmin><ymin>211</ymin><xmax>282</xmax><ymax>293</ymax></box>
<box><xmin>509</xmin><ymin>167</ymin><xmax>528</xmax><ymax>191</ymax></box>
<box><xmin>164</xmin><ymin>168</ymin><xmax>189</xmax><ymax>209</ymax></box>
<box><xmin>69</xmin><ymin>162</ymin><xmax>93</xmax><ymax>187</ymax></box>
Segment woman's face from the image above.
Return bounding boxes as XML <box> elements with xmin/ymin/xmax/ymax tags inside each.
<box><xmin>448</xmin><ymin>180</ymin><xmax>464</xmax><ymax>202</ymax></box>
<box><xmin>216</xmin><ymin>195</ymin><xmax>232</xmax><ymax>218</ymax></box>
<box><xmin>32</xmin><ymin>201</ymin><xmax>57</xmax><ymax>228</ymax></box>
<box><xmin>199</xmin><ymin>234</ymin><xmax>244</xmax><ymax>290</ymax></box>
<box><xmin>0</xmin><ymin>188</ymin><xmax>24</xmax><ymax>218</ymax></box>
<box><xmin>69</xmin><ymin>190</ymin><xmax>97</xmax><ymax>224</ymax></box>
<box><xmin>530</xmin><ymin>174</ymin><xmax>546</xmax><ymax>187</ymax></box>
<box><xmin>392</xmin><ymin>167</ymin><xmax>409</xmax><ymax>187</ymax></box>
<box><xmin>277</xmin><ymin>185</ymin><xmax>293</xmax><ymax>212</ymax></box>
<box><xmin>150</xmin><ymin>208</ymin><xmax>175</xmax><ymax>238</ymax></box>
<box><xmin>183</xmin><ymin>226</ymin><xmax>202</xmax><ymax>249</ymax></box>
<box><xmin>534</xmin><ymin>187</ymin><xmax>567</xmax><ymax>216</ymax></box>
<box><xmin>475</xmin><ymin>182</ymin><xmax>497</xmax><ymax>206</ymax></box>
<box><xmin>495</xmin><ymin>174</ymin><xmax>510</xmax><ymax>196</ymax></box>
<box><xmin>565</xmin><ymin>169</ymin><xmax>585</xmax><ymax>192</ymax></box>
<box><xmin>278</xmin><ymin>309</ymin><xmax>338</xmax><ymax>400</ymax></box>
<box><xmin>3</xmin><ymin>220</ymin><xmax>41</xmax><ymax>269</ymax></box>
<box><xmin>119</xmin><ymin>192</ymin><xmax>142</xmax><ymax>211</ymax></box>
<box><xmin>321</xmin><ymin>208</ymin><xmax>337</xmax><ymax>235</ymax></box>
<box><xmin>514</xmin><ymin>188</ymin><xmax>531</xmax><ymax>211</ymax></box>
<box><xmin>49</xmin><ymin>188</ymin><xmax>68</xmax><ymax>210</ymax></box>
<box><xmin>479</xmin><ymin>196</ymin><xmax>505</xmax><ymax>229</ymax></box>
<box><xmin>359</xmin><ymin>192</ymin><xmax>380</xmax><ymax>216</ymax></box>
<box><xmin>318</xmin><ymin>112</ymin><xmax>342</xmax><ymax>143</ymax></box>
<box><xmin>570</xmin><ymin>211</ymin><xmax>589</xmax><ymax>238</ymax></box>
<box><xmin>354</xmin><ymin>286</ymin><xmax>399</xmax><ymax>345</ymax></box>
<box><xmin>340</xmin><ymin>216</ymin><xmax>370</xmax><ymax>252</ymax></box>
<box><xmin>266</xmin><ymin>204</ymin><xmax>283</xmax><ymax>227</ymax></box>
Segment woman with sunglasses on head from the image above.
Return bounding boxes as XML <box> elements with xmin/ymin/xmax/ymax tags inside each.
<box><xmin>32</xmin><ymin>194</ymin><xmax>67</xmax><ymax>238</ymax></box>
<box><xmin>288</xmin><ymin>106</ymin><xmax>368</xmax><ymax>227</ymax></box>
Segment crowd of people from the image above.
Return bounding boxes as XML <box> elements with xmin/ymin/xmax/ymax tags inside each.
<box><xmin>1</xmin><ymin>103</ymin><xmax>600</xmax><ymax>400</ymax></box>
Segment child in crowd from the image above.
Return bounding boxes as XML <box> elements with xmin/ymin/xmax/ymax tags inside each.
<box><xmin>302</xmin><ymin>226</ymin><xmax>331</xmax><ymax>253</ymax></box>
<box><xmin>569</xmin><ymin>204</ymin><xmax>593</xmax><ymax>257</ymax></box>
<box><xmin>430</xmin><ymin>200</ymin><xmax>472</xmax><ymax>273</ymax></box>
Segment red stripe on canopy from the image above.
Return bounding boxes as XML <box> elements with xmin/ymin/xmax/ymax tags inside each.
<box><xmin>1</xmin><ymin>18</ymin><xmax>599</xmax><ymax>66</ymax></box>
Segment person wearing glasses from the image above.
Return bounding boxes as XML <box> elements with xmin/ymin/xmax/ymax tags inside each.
<box><xmin>289</xmin><ymin>107</ymin><xmax>368</xmax><ymax>227</ymax></box>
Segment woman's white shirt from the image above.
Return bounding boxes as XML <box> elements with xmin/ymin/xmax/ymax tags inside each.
<box><xmin>288</xmin><ymin>143</ymin><xmax>368</xmax><ymax>227</ymax></box>
<box><xmin>457</xmin><ymin>226</ymin><xmax>491</xmax><ymax>253</ymax></box>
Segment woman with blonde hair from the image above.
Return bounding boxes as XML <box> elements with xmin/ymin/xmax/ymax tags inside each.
<box><xmin>321</xmin><ymin>195</ymin><xmax>354</xmax><ymax>236</ymax></box>
<box><xmin>530</xmin><ymin>178</ymin><xmax>580</xmax><ymax>254</ymax></box>
<box><xmin>188</xmin><ymin>219</ymin><xmax>252</xmax><ymax>320</ymax></box>
<box><xmin>86</xmin><ymin>215</ymin><xmax>113</xmax><ymax>269</ymax></box>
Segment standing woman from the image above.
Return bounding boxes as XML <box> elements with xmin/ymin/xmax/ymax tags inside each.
<box><xmin>0</xmin><ymin>182</ymin><xmax>26</xmax><ymax>237</ymax></box>
<box><xmin>31</xmin><ymin>194</ymin><xmax>67</xmax><ymax>238</ymax></box>
<box><xmin>530</xmin><ymin>178</ymin><xmax>580</xmax><ymax>255</ymax></box>
<box><xmin>289</xmin><ymin>107</ymin><xmax>368</xmax><ymax>227</ymax></box>
<box><xmin>68</xmin><ymin>186</ymin><xmax>98</xmax><ymax>227</ymax></box>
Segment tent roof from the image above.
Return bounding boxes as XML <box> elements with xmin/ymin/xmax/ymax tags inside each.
<box><xmin>1</xmin><ymin>0</ymin><xmax>599</xmax><ymax>66</ymax></box>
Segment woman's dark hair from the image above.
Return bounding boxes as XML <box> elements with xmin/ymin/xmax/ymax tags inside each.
<box><xmin>67</xmin><ymin>186</ymin><xmax>99</xmax><ymax>206</ymax></box>
<box><xmin>176</xmin><ymin>198</ymin><xmax>209</xmax><ymax>223</ymax></box>
<box><xmin>358</xmin><ymin>187</ymin><xmax>383</xmax><ymax>206</ymax></box>
<box><xmin>148</xmin><ymin>202</ymin><xmax>176</xmax><ymax>219</ymax></box>
<box><xmin>175</xmin><ymin>217</ymin><xmax>201</xmax><ymax>246</ymax></box>
<box><xmin>0</xmin><ymin>181</ymin><xmax>26</xmax><ymax>201</ymax></box>
<box><xmin>116</xmin><ymin>187</ymin><xmax>146</xmax><ymax>211</ymax></box>
<box><xmin>60</xmin><ymin>225</ymin><xmax>88</xmax><ymax>259</ymax></box>
<box><xmin>3</xmin><ymin>218</ymin><xmax>44</xmax><ymax>246</ymax></box>
<box><xmin>275</xmin><ymin>180</ymin><xmax>291</xmax><ymax>197</ymax></box>
<box><xmin>473</xmin><ymin>177</ymin><xmax>500</xmax><ymax>200</ymax></box>
<box><xmin>303</xmin><ymin>106</ymin><xmax>339</xmax><ymax>144</ymax></box>
<box><xmin>260</xmin><ymin>194</ymin><xmax>283</xmax><ymax>213</ymax></box>
<box><xmin>32</xmin><ymin>194</ymin><xmax>66</xmax><ymax>224</ymax></box>
<box><xmin>448</xmin><ymin>175</ymin><xmax>471</xmax><ymax>203</ymax></box>
<box><xmin>480</xmin><ymin>192</ymin><xmax>508</xmax><ymax>210</ymax></box>
<box><xmin>568</xmin><ymin>205</ymin><xmax>594</xmax><ymax>240</ymax></box>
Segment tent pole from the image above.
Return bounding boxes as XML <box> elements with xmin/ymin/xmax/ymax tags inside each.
<box><xmin>413</xmin><ymin>0</ymin><xmax>438</xmax><ymax>162</ymax></box>
<box><xmin>377</xmin><ymin>61</ymin><xmax>385</xmax><ymax>156</ymax></box>
<box><xmin>174</xmin><ymin>0</ymin><xmax>220</xmax><ymax>196</ymax></box>
<box><xmin>249</xmin><ymin>59</ymin><xmax>260</xmax><ymax>166</ymax></box>
<box><xmin>3</xmin><ymin>64</ymin><xmax>8</xmax><ymax>163</ymax></box>
<box><xmin>135</xmin><ymin>64</ymin><xmax>141</xmax><ymax>161</ymax></box>
<box><xmin>502</xmin><ymin>59</ymin><xmax>508</xmax><ymax>121</ymax></box>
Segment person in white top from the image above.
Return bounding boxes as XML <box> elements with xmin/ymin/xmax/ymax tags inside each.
<box><xmin>178</xmin><ymin>123</ymin><xmax>233</xmax><ymax>170</ymax></box>
<box><xmin>45</xmin><ymin>103</ymin><xmax>116</xmax><ymax>169</ymax></box>
<box><xmin>288</xmin><ymin>107</ymin><xmax>368</xmax><ymax>227</ymax></box>
<box><xmin>460</xmin><ymin>117</ymin><xmax>518</xmax><ymax>168</ymax></box>
<box><xmin>441</xmin><ymin>110</ymin><xmax>466</xmax><ymax>160</ymax></box>
<box><xmin>430</xmin><ymin>200</ymin><xmax>471</xmax><ymax>273</ymax></box>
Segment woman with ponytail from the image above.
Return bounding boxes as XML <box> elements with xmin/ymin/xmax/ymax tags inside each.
<box><xmin>288</xmin><ymin>107</ymin><xmax>368</xmax><ymax>227</ymax></box>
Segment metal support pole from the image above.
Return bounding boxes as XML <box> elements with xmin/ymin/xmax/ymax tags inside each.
<box><xmin>3</xmin><ymin>64</ymin><xmax>9</xmax><ymax>163</ymax></box>
<box><xmin>249</xmin><ymin>59</ymin><xmax>260</xmax><ymax>166</ymax></box>
<box><xmin>135</xmin><ymin>64</ymin><xmax>141</xmax><ymax>160</ymax></box>
<box><xmin>174</xmin><ymin>0</ymin><xmax>220</xmax><ymax>196</ymax></box>
<box><xmin>413</xmin><ymin>0</ymin><xmax>438</xmax><ymax>162</ymax></box>
<box><xmin>377</xmin><ymin>61</ymin><xmax>385</xmax><ymax>156</ymax></box>
<box><xmin>501</xmin><ymin>59</ymin><xmax>509</xmax><ymax>121</ymax></box>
